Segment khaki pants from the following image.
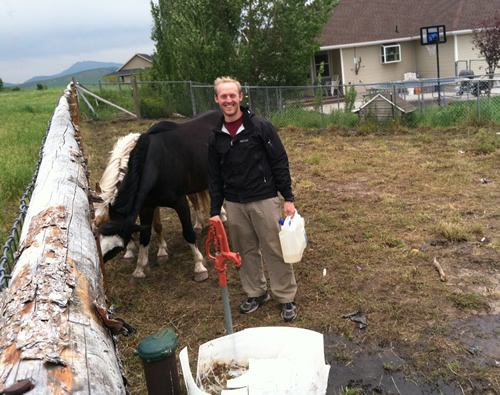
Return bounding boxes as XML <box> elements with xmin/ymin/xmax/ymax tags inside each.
<box><xmin>226</xmin><ymin>197</ymin><xmax>297</xmax><ymax>304</ymax></box>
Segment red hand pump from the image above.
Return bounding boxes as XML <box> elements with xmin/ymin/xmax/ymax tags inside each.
<box><xmin>205</xmin><ymin>216</ymin><xmax>241</xmax><ymax>334</ymax></box>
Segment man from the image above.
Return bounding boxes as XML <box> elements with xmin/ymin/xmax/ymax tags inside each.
<box><xmin>208</xmin><ymin>76</ymin><xmax>298</xmax><ymax>322</ymax></box>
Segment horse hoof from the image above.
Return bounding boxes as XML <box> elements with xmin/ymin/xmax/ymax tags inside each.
<box><xmin>130</xmin><ymin>276</ymin><xmax>145</xmax><ymax>285</ymax></box>
<box><xmin>194</xmin><ymin>271</ymin><xmax>209</xmax><ymax>282</ymax></box>
<box><xmin>156</xmin><ymin>255</ymin><xmax>168</xmax><ymax>265</ymax></box>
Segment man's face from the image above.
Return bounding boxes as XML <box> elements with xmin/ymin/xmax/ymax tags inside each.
<box><xmin>215</xmin><ymin>82</ymin><xmax>243</xmax><ymax>119</ymax></box>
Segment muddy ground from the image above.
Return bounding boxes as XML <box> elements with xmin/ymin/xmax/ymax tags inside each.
<box><xmin>81</xmin><ymin>117</ymin><xmax>499</xmax><ymax>394</ymax></box>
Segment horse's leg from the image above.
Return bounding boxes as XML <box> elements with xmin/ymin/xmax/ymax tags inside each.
<box><xmin>153</xmin><ymin>206</ymin><xmax>168</xmax><ymax>264</ymax></box>
<box><xmin>188</xmin><ymin>194</ymin><xmax>203</xmax><ymax>232</ymax></box>
<box><xmin>174</xmin><ymin>196</ymin><xmax>208</xmax><ymax>282</ymax></box>
<box><xmin>130</xmin><ymin>206</ymin><xmax>155</xmax><ymax>283</ymax></box>
<box><xmin>123</xmin><ymin>240</ymin><xmax>137</xmax><ymax>259</ymax></box>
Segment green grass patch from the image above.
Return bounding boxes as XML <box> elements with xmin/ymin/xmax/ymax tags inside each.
<box><xmin>0</xmin><ymin>89</ymin><xmax>61</xmax><ymax>244</ymax></box>
<box><xmin>447</xmin><ymin>292</ymin><xmax>485</xmax><ymax>310</ymax></box>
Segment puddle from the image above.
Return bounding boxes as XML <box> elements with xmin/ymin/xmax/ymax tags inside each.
<box><xmin>324</xmin><ymin>314</ymin><xmax>499</xmax><ymax>394</ymax></box>
<box><xmin>447</xmin><ymin>314</ymin><xmax>500</xmax><ymax>368</ymax></box>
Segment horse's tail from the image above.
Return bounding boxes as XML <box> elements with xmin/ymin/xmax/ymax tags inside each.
<box><xmin>197</xmin><ymin>189</ymin><xmax>210</xmax><ymax>216</ymax></box>
<box><xmin>112</xmin><ymin>132</ymin><xmax>151</xmax><ymax>216</ymax></box>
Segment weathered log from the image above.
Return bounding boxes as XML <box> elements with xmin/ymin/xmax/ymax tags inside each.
<box><xmin>0</xmin><ymin>85</ymin><xmax>126</xmax><ymax>393</ymax></box>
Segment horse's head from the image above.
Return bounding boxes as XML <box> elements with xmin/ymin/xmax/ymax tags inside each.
<box><xmin>93</xmin><ymin>182</ymin><xmax>113</xmax><ymax>228</ymax></box>
<box><xmin>98</xmin><ymin>217</ymin><xmax>142</xmax><ymax>262</ymax></box>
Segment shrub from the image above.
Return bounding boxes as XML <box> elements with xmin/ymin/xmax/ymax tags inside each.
<box><xmin>344</xmin><ymin>85</ymin><xmax>357</xmax><ymax>113</ymax></box>
<box><xmin>139</xmin><ymin>97</ymin><xmax>171</xmax><ymax>119</ymax></box>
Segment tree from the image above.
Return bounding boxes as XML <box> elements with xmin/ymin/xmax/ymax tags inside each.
<box><xmin>0</xmin><ymin>78</ymin><xmax>3</xmax><ymax>91</ymax></box>
<box><xmin>150</xmin><ymin>0</ymin><xmax>338</xmax><ymax>86</ymax></box>
<box><xmin>150</xmin><ymin>0</ymin><xmax>241</xmax><ymax>83</ymax></box>
<box><xmin>472</xmin><ymin>13</ymin><xmax>500</xmax><ymax>77</ymax></box>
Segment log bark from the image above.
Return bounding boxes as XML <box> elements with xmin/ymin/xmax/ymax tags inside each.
<box><xmin>0</xmin><ymin>85</ymin><xmax>126</xmax><ymax>394</ymax></box>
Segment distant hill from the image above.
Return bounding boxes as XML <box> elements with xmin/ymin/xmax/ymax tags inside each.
<box><xmin>15</xmin><ymin>67</ymin><xmax>120</xmax><ymax>90</ymax></box>
<box><xmin>24</xmin><ymin>61</ymin><xmax>121</xmax><ymax>84</ymax></box>
<box><xmin>4</xmin><ymin>61</ymin><xmax>122</xmax><ymax>90</ymax></box>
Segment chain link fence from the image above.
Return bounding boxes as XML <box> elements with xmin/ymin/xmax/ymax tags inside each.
<box><xmin>0</xmin><ymin>121</ymin><xmax>47</xmax><ymax>290</ymax></box>
<box><xmin>78</xmin><ymin>74</ymin><xmax>500</xmax><ymax>129</ymax></box>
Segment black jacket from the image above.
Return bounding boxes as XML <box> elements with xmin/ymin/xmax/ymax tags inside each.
<box><xmin>208</xmin><ymin>107</ymin><xmax>294</xmax><ymax>217</ymax></box>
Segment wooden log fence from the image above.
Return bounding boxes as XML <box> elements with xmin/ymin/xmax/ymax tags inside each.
<box><xmin>0</xmin><ymin>84</ymin><xmax>127</xmax><ymax>394</ymax></box>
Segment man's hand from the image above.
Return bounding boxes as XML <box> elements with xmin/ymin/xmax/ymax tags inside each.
<box><xmin>284</xmin><ymin>201</ymin><xmax>295</xmax><ymax>219</ymax></box>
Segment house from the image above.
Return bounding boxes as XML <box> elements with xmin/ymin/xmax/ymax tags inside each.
<box><xmin>353</xmin><ymin>92</ymin><xmax>416</xmax><ymax>122</ymax></box>
<box><xmin>313</xmin><ymin>0</ymin><xmax>500</xmax><ymax>91</ymax></box>
<box><xmin>105</xmin><ymin>53</ymin><xmax>152</xmax><ymax>83</ymax></box>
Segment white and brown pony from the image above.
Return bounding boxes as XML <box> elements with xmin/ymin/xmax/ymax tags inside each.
<box><xmin>94</xmin><ymin>117</ymin><xmax>225</xmax><ymax>283</ymax></box>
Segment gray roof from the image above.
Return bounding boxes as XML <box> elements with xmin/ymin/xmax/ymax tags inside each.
<box><xmin>320</xmin><ymin>0</ymin><xmax>500</xmax><ymax>48</ymax></box>
<box><xmin>353</xmin><ymin>92</ymin><xmax>416</xmax><ymax>113</ymax></box>
<box><xmin>105</xmin><ymin>68</ymin><xmax>150</xmax><ymax>78</ymax></box>
<box><xmin>135</xmin><ymin>53</ymin><xmax>152</xmax><ymax>62</ymax></box>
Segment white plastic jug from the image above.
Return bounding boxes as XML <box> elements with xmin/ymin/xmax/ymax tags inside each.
<box><xmin>279</xmin><ymin>210</ymin><xmax>307</xmax><ymax>264</ymax></box>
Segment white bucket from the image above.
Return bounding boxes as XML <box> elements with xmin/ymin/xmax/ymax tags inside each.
<box><xmin>279</xmin><ymin>211</ymin><xmax>307</xmax><ymax>263</ymax></box>
<box><xmin>179</xmin><ymin>327</ymin><xmax>330</xmax><ymax>395</ymax></box>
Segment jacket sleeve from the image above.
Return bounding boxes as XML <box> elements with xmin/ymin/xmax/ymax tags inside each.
<box><xmin>208</xmin><ymin>134</ymin><xmax>225</xmax><ymax>216</ymax></box>
<box><xmin>261</xmin><ymin>121</ymin><xmax>294</xmax><ymax>202</ymax></box>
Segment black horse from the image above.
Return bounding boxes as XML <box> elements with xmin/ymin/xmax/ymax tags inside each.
<box><xmin>98</xmin><ymin>110</ymin><xmax>222</xmax><ymax>283</ymax></box>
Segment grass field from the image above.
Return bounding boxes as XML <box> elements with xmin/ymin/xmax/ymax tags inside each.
<box><xmin>0</xmin><ymin>89</ymin><xmax>61</xmax><ymax>244</ymax></box>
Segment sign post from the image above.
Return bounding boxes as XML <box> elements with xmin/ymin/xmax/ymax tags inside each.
<box><xmin>420</xmin><ymin>25</ymin><xmax>446</xmax><ymax>105</ymax></box>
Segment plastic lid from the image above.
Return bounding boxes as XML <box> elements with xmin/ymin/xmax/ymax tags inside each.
<box><xmin>134</xmin><ymin>327</ymin><xmax>178</xmax><ymax>362</ymax></box>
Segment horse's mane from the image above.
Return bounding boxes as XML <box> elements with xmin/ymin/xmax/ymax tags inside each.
<box><xmin>112</xmin><ymin>132</ymin><xmax>151</xmax><ymax>216</ymax></box>
<box><xmin>95</xmin><ymin>133</ymin><xmax>140</xmax><ymax>214</ymax></box>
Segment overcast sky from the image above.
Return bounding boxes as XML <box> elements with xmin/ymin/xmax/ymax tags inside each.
<box><xmin>0</xmin><ymin>0</ymin><xmax>156</xmax><ymax>84</ymax></box>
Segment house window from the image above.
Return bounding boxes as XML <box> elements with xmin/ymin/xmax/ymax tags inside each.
<box><xmin>314</xmin><ymin>53</ymin><xmax>330</xmax><ymax>78</ymax></box>
<box><xmin>381</xmin><ymin>44</ymin><xmax>401</xmax><ymax>64</ymax></box>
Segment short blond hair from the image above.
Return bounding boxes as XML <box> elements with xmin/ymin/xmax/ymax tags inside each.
<box><xmin>214</xmin><ymin>77</ymin><xmax>241</xmax><ymax>96</ymax></box>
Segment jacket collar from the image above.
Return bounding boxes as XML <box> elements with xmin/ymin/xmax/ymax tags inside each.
<box><xmin>216</xmin><ymin>106</ymin><xmax>254</xmax><ymax>133</ymax></box>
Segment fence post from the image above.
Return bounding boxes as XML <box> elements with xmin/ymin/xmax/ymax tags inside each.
<box><xmin>391</xmin><ymin>84</ymin><xmax>395</xmax><ymax>120</ymax></box>
<box><xmin>246</xmin><ymin>86</ymin><xmax>252</xmax><ymax>109</ymax></box>
<box><xmin>190</xmin><ymin>81</ymin><xmax>197</xmax><ymax>116</ymax></box>
<box><xmin>265</xmin><ymin>88</ymin><xmax>270</xmax><ymax>120</ymax></box>
<box><xmin>477</xmin><ymin>80</ymin><xmax>481</xmax><ymax>123</ymax></box>
<box><xmin>278</xmin><ymin>87</ymin><xmax>283</xmax><ymax>114</ymax></box>
<box><xmin>320</xmin><ymin>89</ymin><xmax>325</xmax><ymax>129</ymax></box>
<box><xmin>131</xmin><ymin>76</ymin><xmax>142</xmax><ymax>120</ymax></box>
<box><xmin>420</xmin><ymin>82</ymin><xmax>424</xmax><ymax>114</ymax></box>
